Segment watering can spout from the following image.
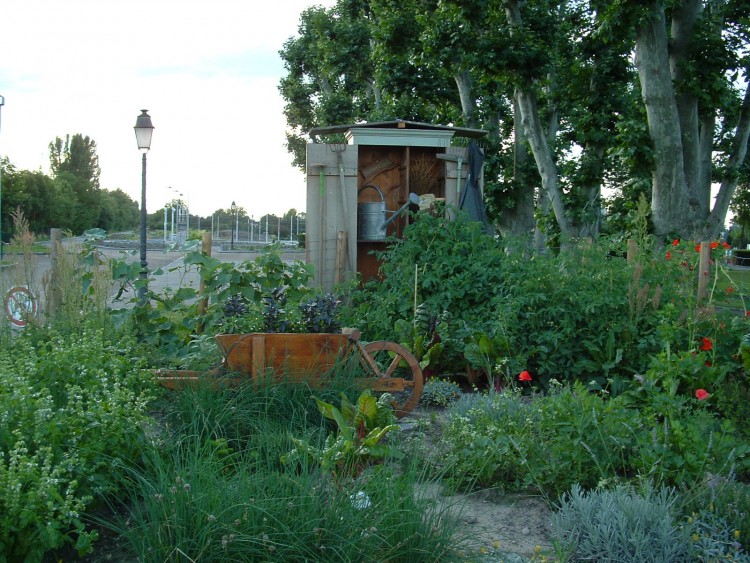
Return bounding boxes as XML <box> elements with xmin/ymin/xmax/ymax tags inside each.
<box><xmin>381</xmin><ymin>193</ymin><xmax>421</xmax><ymax>229</ymax></box>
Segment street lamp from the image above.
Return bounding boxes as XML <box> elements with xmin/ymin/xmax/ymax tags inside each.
<box><xmin>0</xmin><ymin>94</ymin><xmax>5</xmax><ymax>260</ymax></box>
<box><xmin>230</xmin><ymin>201</ymin><xmax>236</xmax><ymax>250</ymax></box>
<box><xmin>134</xmin><ymin>109</ymin><xmax>154</xmax><ymax>303</ymax></box>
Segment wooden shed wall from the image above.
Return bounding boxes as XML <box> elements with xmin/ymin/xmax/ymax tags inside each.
<box><xmin>306</xmin><ymin>142</ymin><xmax>471</xmax><ymax>292</ymax></box>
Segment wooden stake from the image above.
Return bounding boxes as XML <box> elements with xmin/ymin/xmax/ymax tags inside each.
<box><xmin>335</xmin><ymin>231</ymin><xmax>346</xmax><ymax>284</ymax></box>
<box><xmin>697</xmin><ymin>241</ymin><xmax>711</xmax><ymax>302</ymax></box>
<box><xmin>196</xmin><ymin>231</ymin><xmax>212</xmax><ymax>334</ymax></box>
<box><xmin>48</xmin><ymin>228</ymin><xmax>63</xmax><ymax>317</ymax></box>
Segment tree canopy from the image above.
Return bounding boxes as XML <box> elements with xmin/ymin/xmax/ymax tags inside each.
<box><xmin>279</xmin><ymin>0</ymin><xmax>750</xmax><ymax>243</ymax></box>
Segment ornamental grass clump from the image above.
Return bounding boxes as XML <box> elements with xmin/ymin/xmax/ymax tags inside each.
<box><xmin>103</xmin><ymin>381</ymin><xmax>463</xmax><ymax>562</ymax></box>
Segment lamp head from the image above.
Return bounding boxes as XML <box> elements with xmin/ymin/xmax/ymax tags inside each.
<box><xmin>134</xmin><ymin>109</ymin><xmax>154</xmax><ymax>151</ymax></box>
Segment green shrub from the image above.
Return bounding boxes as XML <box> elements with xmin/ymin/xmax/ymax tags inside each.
<box><xmin>420</xmin><ymin>379</ymin><xmax>463</xmax><ymax>407</ymax></box>
<box><xmin>681</xmin><ymin>479</ymin><xmax>750</xmax><ymax>555</ymax></box>
<box><xmin>551</xmin><ymin>484</ymin><xmax>690</xmax><ymax>562</ymax></box>
<box><xmin>440</xmin><ymin>383</ymin><xmax>749</xmax><ymax>497</ymax></box>
<box><xmin>441</xmin><ymin>384</ymin><xmax>641</xmax><ymax>495</ymax></box>
<box><xmin>0</xmin><ymin>326</ymin><xmax>156</xmax><ymax>561</ymax></box>
<box><xmin>685</xmin><ymin>505</ymin><xmax>750</xmax><ymax>561</ymax></box>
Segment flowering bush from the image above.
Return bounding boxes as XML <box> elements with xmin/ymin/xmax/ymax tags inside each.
<box><xmin>0</xmin><ymin>326</ymin><xmax>156</xmax><ymax>560</ymax></box>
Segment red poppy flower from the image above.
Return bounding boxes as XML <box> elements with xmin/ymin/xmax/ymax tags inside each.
<box><xmin>665</xmin><ymin>251</ymin><xmax>672</xmax><ymax>260</ymax></box>
<box><xmin>699</xmin><ymin>337</ymin><xmax>713</xmax><ymax>351</ymax></box>
<box><xmin>726</xmin><ymin>287</ymin><xmax>735</xmax><ymax>295</ymax></box>
<box><xmin>695</xmin><ymin>243</ymin><xmax>702</xmax><ymax>252</ymax></box>
<box><xmin>705</xmin><ymin>361</ymin><xmax>713</xmax><ymax>367</ymax></box>
<box><xmin>672</xmin><ymin>239</ymin><xmax>680</xmax><ymax>247</ymax></box>
<box><xmin>722</xmin><ymin>241</ymin><xmax>731</xmax><ymax>249</ymax></box>
<box><xmin>695</xmin><ymin>389</ymin><xmax>710</xmax><ymax>401</ymax></box>
<box><xmin>518</xmin><ymin>370</ymin><xmax>532</xmax><ymax>382</ymax></box>
<box><xmin>710</xmin><ymin>241</ymin><xmax>719</xmax><ymax>249</ymax></box>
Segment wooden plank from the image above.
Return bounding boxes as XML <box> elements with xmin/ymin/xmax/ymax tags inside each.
<box><xmin>252</xmin><ymin>335</ymin><xmax>266</xmax><ymax>380</ymax></box>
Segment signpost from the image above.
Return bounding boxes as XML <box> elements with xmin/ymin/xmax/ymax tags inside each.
<box><xmin>5</xmin><ymin>285</ymin><xmax>37</xmax><ymax>327</ymax></box>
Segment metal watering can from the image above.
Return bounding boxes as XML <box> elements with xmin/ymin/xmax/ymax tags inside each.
<box><xmin>357</xmin><ymin>184</ymin><xmax>421</xmax><ymax>241</ymax></box>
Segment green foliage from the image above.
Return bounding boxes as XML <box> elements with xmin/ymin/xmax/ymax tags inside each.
<box><xmin>284</xmin><ymin>389</ymin><xmax>402</xmax><ymax>481</ymax></box>
<box><xmin>393</xmin><ymin>302</ymin><xmax>445</xmax><ymax>375</ymax></box>
<box><xmin>0</xmin><ymin>326</ymin><xmax>156</xmax><ymax>561</ymax></box>
<box><xmin>353</xmin><ymin>214</ymin><xmax>747</xmax><ymax>395</ymax></box>
<box><xmin>105</xmin><ymin>384</ymin><xmax>461</xmax><ymax>562</ymax></box>
<box><xmin>112</xmin><ymin>246</ymin><xmax>321</xmax><ymax>367</ymax></box>
<box><xmin>685</xmin><ymin>504</ymin><xmax>750</xmax><ymax>562</ymax></box>
<box><xmin>439</xmin><ymin>382</ymin><xmax>750</xmax><ymax>497</ymax></box>
<box><xmin>420</xmin><ymin>378</ymin><xmax>463</xmax><ymax>407</ymax></box>
<box><xmin>681</xmin><ymin>480</ymin><xmax>750</xmax><ymax>555</ymax></box>
<box><xmin>351</xmin><ymin>212</ymin><xmax>511</xmax><ymax>371</ymax></box>
<box><xmin>551</xmin><ymin>484</ymin><xmax>690</xmax><ymax>562</ymax></box>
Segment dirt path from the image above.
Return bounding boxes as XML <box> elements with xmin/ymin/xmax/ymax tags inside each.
<box><xmin>400</xmin><ymin>407</ymin><xmax>554</xmax><ymax>560</ymax></box>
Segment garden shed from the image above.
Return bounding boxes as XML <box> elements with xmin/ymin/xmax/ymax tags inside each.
<box><xmin>305</xmin><ymin>119</ymin><xmax>488</xmax><ymax>291</ymax></box>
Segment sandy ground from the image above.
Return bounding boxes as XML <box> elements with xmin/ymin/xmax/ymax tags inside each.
<box><xmin>399</xmin><ymin>407</ymin><xmax>554</xmax><ymax>561</ymax></box>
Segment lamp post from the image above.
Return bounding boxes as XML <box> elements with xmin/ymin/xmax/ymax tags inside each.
<box><xmin>134</xmin><ymin>109</ymin><xmax>154</xmax><ymax>303</ymax></box>
<box><xmin>230</xmin><ymin>201</ymin><xmax>236</xmax><ymax>250</ymax></box>
<box><xmin>0</xmin><ymin>94</ymin><xmax>5</xmax><ymax>261</ymax></box>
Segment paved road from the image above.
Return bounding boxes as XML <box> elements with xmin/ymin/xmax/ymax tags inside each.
<box><xmin>0</xmin><ymin>243</ymin><xmax>306</xmax><ymax>321</ymax></box>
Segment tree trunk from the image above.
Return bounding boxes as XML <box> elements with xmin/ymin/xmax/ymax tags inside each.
<box><xmin>706</xmin><ymin>81</ymin><xmax>750</xmax><ymax>238</ymax></box>
<box><xmin>497</xmin><ymin>95</ymin><xmax>536</xmax><ymax>240</ymax></box>
<box><xmin>454</xmin><ymin>70</ymin><xmax>477</xmax><ymax>128</ymax></box>
<box><xmin>634</xmin><ymin>1</ymin><xmax>689</xmax><ymax>238</ymax></box>
<box><xmin>503</xmin><ymin>0</ymin><xmax>576</xmax><ymax>243</ymax></box>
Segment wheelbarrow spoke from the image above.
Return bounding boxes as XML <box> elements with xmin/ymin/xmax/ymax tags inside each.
<box><xmin>360</xmin><ymin>341</ymin><xmax>424</xmax><ymax>418</ymax></box>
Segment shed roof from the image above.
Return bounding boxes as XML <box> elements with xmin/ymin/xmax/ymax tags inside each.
<box><xmin>309</xmin><ymin>119</ymin><xmax>488</xmax><ymax>142</ymax></box>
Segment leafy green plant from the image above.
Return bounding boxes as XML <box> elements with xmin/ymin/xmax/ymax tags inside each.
<box><xmin>420</xmin><ymin>379</ymin><xmax>463</xmax><ymax>407</ymax></box>
<box><xmin>393</xmin><ymin>303</ymin><xmax>445</xmax><ymax>375</ymax></box>
<box><xmin>681</xmin><ymin>480</ymin><xmax>750</xmax><ymax>554</ymax></box>
<box><xmin>0</xmin><ymin>325</ymin><xmax>156</xmax><ymax>562</ymax></box>
<box><xmin>551</xmin><ymin>484</ymin><xmax>690</xmax><ymax>562</ymax></box>
<box><xmin>284</xmin><ymin>389</ymin><xmax>402</xmax><ymax>481</ymax></box>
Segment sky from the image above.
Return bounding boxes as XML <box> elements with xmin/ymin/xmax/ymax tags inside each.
<box><xmin>0</xmin><ymin>0</ymin><xmax>336</xmax><ymax>219</ymax></box>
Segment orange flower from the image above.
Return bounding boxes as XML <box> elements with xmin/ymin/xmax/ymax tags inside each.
<box><xmin>722</xmin><ymin>241</ymin><xmax>731</xmax><ymax>249</ymax></box>
<box><xmin>710</xmin><ymin>241</ymin><xmax>719</xmax><ymax>249</ymax></box>
<box><xmin>695</xmin><ymin>389</ymin><xmax>710</xmax><ymax>401</ymax></box>
<box><xmin>699</xmin><ymin>337</ymin><xmax>713</xmax><ymax>351</ymax></box>
<box><xmin>672</xmin><ymin>239</ymin><xmax>680</xmax><ymax>247</ymax></box>
<box><xmin>518</xmin><ymin>370</ymin><xmax>532</xmax><ymax>382</ymax></box>
<box><xmin>726</xmin><ymin>287</ymin><xmax>735</xmax><ymax>295</ymax></box>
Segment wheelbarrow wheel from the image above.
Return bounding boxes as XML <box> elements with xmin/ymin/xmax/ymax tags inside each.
<box><xmin>361</xmin><ymin>341</ymin><xmax>424</xmax><ymax>417</ymax></box>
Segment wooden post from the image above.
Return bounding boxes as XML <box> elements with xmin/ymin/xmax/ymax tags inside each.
<box><xmin>196</xmin><ymin>231</ymin><xmax>212</xmax><ymax>334</ymax></box>
<box><xmin>48</xmin><ymin>228</ymin><xmax>63</xmax><ymax>317</ymax></box>
<box><xmin>335</xmin><ymin>231</ymin><xmax>346</xmax><ymax>284</ymax></box>
<box><xmin>697</xmin><ymin>241</ymin><xmax>711</xmax><ymax>302</ymax></box>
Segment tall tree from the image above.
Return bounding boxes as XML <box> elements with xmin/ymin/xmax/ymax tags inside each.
<box><xmin>625</xmin><ymin>0</ymin><xmax>750</xmax><ymax>239</ymax></box>
<box><xmin>49</xmin><ymin>134</ymin><xmax>101</xmax><ymax>189</ymax></box>
<box><xmin>48</xmin><ymin>134</ymin><xmax>103</xmax><ymax>233</ymax></box>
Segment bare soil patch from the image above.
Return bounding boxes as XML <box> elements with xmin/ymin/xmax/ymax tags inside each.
<box><xmin>400</xmin><ymin>405</ymin><xmax>554</xmax><ymax>560</ymax></box>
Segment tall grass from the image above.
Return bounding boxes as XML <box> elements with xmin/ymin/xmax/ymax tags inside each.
<box><xmin>101</xmin><ymin>378</ymin><xmax>465</xmax><ymax>562</ymax></box>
